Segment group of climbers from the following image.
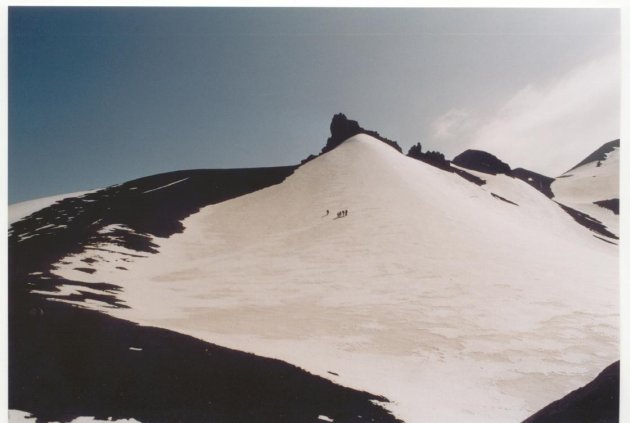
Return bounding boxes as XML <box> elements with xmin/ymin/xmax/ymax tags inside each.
<box><xmin>324</xmin><ymin>209</ymin><xmax>349</xmax><ymax>218</ymax></box>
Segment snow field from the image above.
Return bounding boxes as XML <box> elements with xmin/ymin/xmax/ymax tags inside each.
<box><xmin>52</xmin><ymin>135</ymin><xmax>618</xmax><ymax>422</ymax></box>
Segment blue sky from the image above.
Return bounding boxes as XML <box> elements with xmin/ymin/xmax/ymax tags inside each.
<box><xmin>9</xmin><ymin>7</ymin><xmax>620</xmax><ymax>203</ymax></box>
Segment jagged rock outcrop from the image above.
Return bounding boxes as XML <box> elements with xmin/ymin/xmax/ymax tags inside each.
<box><xmin>407</xmin><ymin>142</ymin><xmax>450</xmax><ymax>170</ymax></box>
<box><xmin>407</xmin><ymin>143</ymin><xmax>423</xmax><ymax>159</ymax></box>
<box><xmin>320</xmin><ymin>113</ymin><xmax>402</xmax><ymax>155</ymax></box>
<box><xmin>452</xmin><ymin>149</ymin><xmax>512</xmax><ymax>175</ymax></box>
<box><xmin>406</xmin><ymin>142</ymin><xmax>486</xmax><ymax>186</ymax></box>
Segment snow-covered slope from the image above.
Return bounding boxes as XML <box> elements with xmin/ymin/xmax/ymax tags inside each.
<box><xmin>551</xmin><ymin>141</ymin><xmax>619</xmax><ymax>238</ymax></box>
<box><xmin>49</xmin><ymin>134</ymin><xmax>618</xmax><ymax>422</ymax></box>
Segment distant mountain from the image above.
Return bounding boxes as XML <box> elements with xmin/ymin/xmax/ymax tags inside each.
<box><xmin>8</xmin><ymin>116</ymin><xmax>619</xmax><ymax>422</ymax></box>
<box><xmin>551</xmin><ymin>139</ymin><xmax>619</xmax><ymax>239</ymax></box>
<box><xmin>565</xmin><ymin>139</ymin><xmax>620</xmax><ymax>173</ymax></box>
<box><xmin>447</xmin><ymin>141</ymin><xmax>620</xmax><ymax>242</ymax></box>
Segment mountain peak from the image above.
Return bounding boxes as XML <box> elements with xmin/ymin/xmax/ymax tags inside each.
<box><xmin>565</xmin><ymin>139</ymin><xmax>620</xmax><ymax>173</ymax></box>
<box><xmin>320</xmin><ymin>113</ymin><xmax>402</xmax><ymax>155</ymax></box>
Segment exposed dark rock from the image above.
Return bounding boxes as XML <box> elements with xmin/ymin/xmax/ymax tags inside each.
<box><xmin>408</xmin><ymin>142</ymin><xmax>449</xmax><ymax>169</ymax></box>
<box><xmin>523</xmin><ymin>361</ymin><xmax>619</xmax><ymax>423</ymax></box>
<box><xmin>17</xmin><ymin>274</ymin><xmax>127</xmax><ymax>309</ymax></box>
<box><xmin>417</xmin><ymin>150</ymin><xmax>450</xmax><ymax>170</ymax></box>
<box><xmin>407</xmin><ymin>142</ymin><xmax>486</xmax><ymax>186</ymax></box>
<box><xmin>300</xmin><ymin>154</ymin><xmax>317</xmax><ymax>165</ymax></box>
<box><xmin>491</xmin><ymin>193</ymin><xmax>518</xmax><ymax>206</ymax></box>
<box><xmin>512</xmin><ymin>168</ymin><xmax>555</xmax><ymax>198</ymax></box>
<box><xmin>565</xmin><ymin>139</ymin><xmax>619</xmax><ymax>173</ymax></box>
<box><xmin>74</xmin><ymin>267</ymin><xmax>96</xmax><ymax>274</ymax></box>
<box><xmin>594</xmin><ymin>235</ymin><xmax>617</xmax><ymax>245</ymax></box>
<box><xmin>556</xmin><ymin>202</ymin><xmax>618</xmax><ymax>241</ymax></box>
<box><xmin>321</xmin><ymin>113</ymin><xmax>402</xmax><ymax>155</ymax></box>
<box><xmin>323</xmin><ymin>113</ymin><xmax>362</xmax><ymax>153</ymax></box>
<box><xmin>594</xmin><ymin>199</ymin><xmax>619</xmax><ymax>215</ymax></box>
<box><xmin>452</xmin><ymin>168</ymin><xmax>486</xmax><ymax>186</ymax></box>
<box><xmin>407</xmin><ymin>142</ymin><xmax>423</xmax><ymax>159</ymax></box>
<box><xmin>452</xmin><ymin>150</ymin><xmax>512</xmax><ymax>175</ymax></box>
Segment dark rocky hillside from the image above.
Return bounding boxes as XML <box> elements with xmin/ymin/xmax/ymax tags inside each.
<box><xmin>10</xmin><ymin>293</ymin><xmax>399</xmax><ymax>423</ymax></box>
<box><xmin>523</xmin><ymin>361</ymin><xmax>619</xmax><ymax>423</ymax></box>
<box><xmin>9</xmin><ymin>167</ymin><xmax>297</xmax><ymax>300</ymax></box>
<box><xmin>9</xmin><ymin>165</ymin><xmax>399</xmax><ymax>423</ymax></box>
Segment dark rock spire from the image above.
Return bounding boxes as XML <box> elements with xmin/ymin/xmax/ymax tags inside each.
<box><xmin>320</xmin><ymin>113</ymin><xmax>402</xmax><ymax>155</ymax></box>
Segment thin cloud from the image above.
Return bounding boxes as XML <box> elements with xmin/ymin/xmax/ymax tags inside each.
<box><xmin>468</xmin><ymin>52</ymin><xmax>620</xmax><ymax>176</ymax></box>
<box><xmin>432</xmin><ymin>109</ymin><xmax>476</xmax><ymax>140</ymax></box>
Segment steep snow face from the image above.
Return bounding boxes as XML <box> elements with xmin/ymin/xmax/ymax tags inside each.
<box><xmin>52</xmin><ymin>134</ymin><xmax>618</xmax><ymax>423</ymax></box>
<box><xmin>552</xmin><ymin>146</ymin><xmax>619</xmax><ymax>237</ymax></box>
